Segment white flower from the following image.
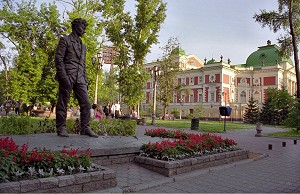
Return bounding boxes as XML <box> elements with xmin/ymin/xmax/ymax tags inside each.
<box><xmin>38</xmin><ymin>169</ymin><xmax>45</xmax><ymax>176</ymax></box>
<box><xmin>28</xmin><ymin>167</ymin><xmax>36</xmax><ymax>176</ymax></box>
<box><xmin>78</xmin><ymin>165</ymin><xmax>85</xmax><ymax>172</ymax></box>
<box><xmin>56</xmin><ymin>168</ymin><xmax>65</xmax><ymax>175</ymax></box>
<box><xmin>48</xmin><ymin>168</ymin><xmax>53</xmax><ymax>175</ymax></box>
<box><xmin>68</xmin><ymin>166</ymin><xmax>75</xmax><ymax>174</ymax></box>
<box><xmin>15</xmin><ymin>171</ymin><xmax>24</xmax><ymax>176</ymax></box>
<box><xmin>87</xmin><ymin>166</ymin><xmax>94</xmax><ymax>172</ymax></box>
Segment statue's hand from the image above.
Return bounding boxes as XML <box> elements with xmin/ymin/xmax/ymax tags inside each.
<box><xmin>60</xmin><ymin>78</ymin><xmax>71</xmax><ymax>89</ymax></box>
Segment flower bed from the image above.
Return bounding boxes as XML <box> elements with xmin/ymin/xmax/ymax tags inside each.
<box><xmin>134</xmin><ymin>128</ymin><xmax>249</xmax><ymax>176</ymax></box>
<box><xmin>142</xmin><ymin>128</ymin><xmax>238</xmax><ymax>161</ymax></box>
<box><xmin>0</xmin><ymin>137</ymin><xmax>117</xmax><ymax>192</ymax></box>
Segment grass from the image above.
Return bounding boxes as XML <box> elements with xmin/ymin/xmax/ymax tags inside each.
<box><xmin>265</xmin><ymin>130</ymin><xmax>300</xmax><ymax>138</ymax></box>
<box><xmin>146</xmin><ymin>117</ymin><xmax>255</xmax><ymax>133</ymax></box>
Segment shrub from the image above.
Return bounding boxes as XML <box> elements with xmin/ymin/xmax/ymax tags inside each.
<box><xmin>0</xmin><ymin>116</ymin><xmax>33</xmax><ymax>134</ymax></box>
<box><xmin>0</xmin><ymin>116</ymin><xmax>136</xmax><ymax>136</ymax></box>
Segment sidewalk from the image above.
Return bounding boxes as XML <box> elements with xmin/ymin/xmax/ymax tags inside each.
<box><xmin>3</xmin><ymin>121</ymin><xmax>300</xmax><ymax>193</ymax></box>
<box><xmin>100</xmin><ymin>125</ymin><xmax>300</xmax><ymax>193</ymax></box>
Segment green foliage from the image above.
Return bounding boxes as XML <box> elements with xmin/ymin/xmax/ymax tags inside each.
<box><xmin>171</xmin><ymin>109</ymin><xmax>180</xmax><ymax>118</ymax></box>
<box><xmin>192</xmin><ymin>103</ymin><xmax>203</xmax><ymax>118</ymax></box>
<box><xmin>0</xmin><ymin>116</ymin><xmax>136</xmax><ymax>136</ymax></box>
<box><xmin>259</xmin><ymin>88</ymin><xmax>293</xmax><ymax>125</ymax></box>
<box><xmin>157</xmin><ymin>37</ymin><xmax>181</xmax><ymax>116</ymax></box>
<box><xmin>100</xmin><ymin>0</ymin><xmax>167</xmax><ymax>108</ymax></box>
<box><xmin>0</xmin><ymin>116</ymin><xmax>33</xmax><ymax>134</ymax></box>
<box><xmin>284</xmin><ymin>99</ymin><xmax>300</xmax><ymax>133</ymax></box>
<box><xmin>254</xmin><ymin>0</ymin><xmax>300</xmax><ymax>98</ymax></box>
<box><xmin>118</xmin><ymin>67</ymin><xmax>150</xmax><ymax>107</ymax></box>
<box><xmin>0</xmin><ymin>0</ymin><xmax>63</xmax><ymax>105</ymax></box>
<box><xmin>90</xmin><ymin>118</ymin><xmax>136</xmax><ymax>136</ymax></box>
<box><xmin>243</xmin><ymin>97</ymin><xmax>260</xmax><ymax>124</ymax></box>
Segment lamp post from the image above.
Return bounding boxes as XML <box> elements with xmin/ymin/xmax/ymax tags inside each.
<box><xmin>93</xmin><ymin>52</ymin><xmax>104</xmax><ymax>105</ymax></box>
<box><xmin>150</xmin><ymin>65</ymin><xmax>160</xmax><ymax>125</ymax></box>
<box><xmin>179</xmin><ymin>98</ymin><xmax>184</xmax><ymax>119</ymax></box>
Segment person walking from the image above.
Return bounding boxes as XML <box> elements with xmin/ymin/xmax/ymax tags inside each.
<box><xmin>15</xmin><ymin>100</ymin><xmax>21</xmax><ymax>115</ymax></box>
<box><xmin>115</xmin><ymin>100</ymin><xmax>121</xmax><ymax>118</ymax></box>
<box><xmin>103</xmin><ymin>103</ymin><xmax>111</xmax><ymax>118</ymax></box>
<box><xmin>4</xmin><ymin>97</ymin><xmax>12</xmax><ymax>115</ymax></box>
<box><xmin>55</xmin><ymin>18</ymin><xmax>98</xmax><ymax>138</ymax></box>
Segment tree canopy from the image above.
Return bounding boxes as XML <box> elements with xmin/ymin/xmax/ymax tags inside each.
<box><xmin>254</xmin><ymin>0</ymin><xmax>300</xmax><ymax>98</ymax></box>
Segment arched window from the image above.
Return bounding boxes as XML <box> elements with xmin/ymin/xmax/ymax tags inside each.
<box><xmin>240</xmin><ymin>91</ymin><xmax>246</xmax><ymax>103</ymax></box>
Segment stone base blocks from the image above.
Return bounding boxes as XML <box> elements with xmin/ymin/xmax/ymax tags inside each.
<box><xmin>92</xmin><ymin>153</ymin><xmax>136</xmax><ymax>166</ymax></box>
<box><xmin>134</xmin><ymin>150</ymin><xmax>249</xmax><ymax>177</ymax></box>
<box><xmin>0</xmin><ymin>167</ymin><xmax>117</xmax><ymax>193</ymax></box>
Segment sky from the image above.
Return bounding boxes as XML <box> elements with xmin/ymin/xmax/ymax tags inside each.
<box><xmin>3</xmin><ymin>0</ymin><xmax>281</xmax><ymax>69</ymax></box>
<box><xmin>140</xmin><ymin>0</ymin><xmax>281</xmax><ymax>65</ymax></box>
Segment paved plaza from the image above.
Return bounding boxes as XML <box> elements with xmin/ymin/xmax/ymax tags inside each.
<box><xmin>100</xmin><ymin>125</ymin><xmax>300</xmax><ymax>193</ymax></box>
<box><xmin>2</xmin><ymin>118</ymin><xmax>300</xmax><ymax>193</ymax></box>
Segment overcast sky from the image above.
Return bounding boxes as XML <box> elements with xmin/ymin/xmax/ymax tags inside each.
<box><xmin>138</xmin><ymin>0</ymin><xmax>281</xmax><ymax>65</ymax></box>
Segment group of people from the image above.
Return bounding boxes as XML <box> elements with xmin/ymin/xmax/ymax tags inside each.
<box><xmin>1</xmin><ymin>97</ymin><xmax>21</xmax><ymax>116</ymax></box>
<box><xmin>90</xmin><ymin>101</ymin><xmax>121</xmax><ymax>120</ymax></box>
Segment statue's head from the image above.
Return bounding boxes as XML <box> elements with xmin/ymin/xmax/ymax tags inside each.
<box><xmin>71</xmin><ymin>18</ymin><xmax>88</xmax><ymax>37</ymax></box>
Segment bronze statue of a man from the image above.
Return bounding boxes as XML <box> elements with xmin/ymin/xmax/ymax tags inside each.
<box><xmin>55</xmin><ymin>18</ymin><xmax>98</xmax><ymax>138</ymax></box>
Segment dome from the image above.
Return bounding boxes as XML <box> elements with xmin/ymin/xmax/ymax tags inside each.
<box><xmin>245</xmin><ymin>42</ymin><xmax>293</xmax><ymax>67</ymax></box>
<box><xmin>206</xmin><ymin>58</ymin><xmax>216</xmax><ymax>64</ymax></box>
<box><xmin>171</xmin><ymin>47</ymin><xmax>186</xmax><ymax>55</ymax></box>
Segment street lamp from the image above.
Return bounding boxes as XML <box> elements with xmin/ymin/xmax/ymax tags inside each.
<box><xmin>92</xmin><ymin>52</ymin><xmax>104</xmax><ymax>104</ymax></box>
<box><xmin>179</xmin><ymin>98</ymin><xmax>184</xmax><ymax>119</ymax></box>
<box><xmin>150</xmin><ymin>65</ymin><xmax>160</xmax><ymax>125</ymax></box>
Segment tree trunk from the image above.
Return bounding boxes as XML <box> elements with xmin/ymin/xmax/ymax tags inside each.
<box><xmin>288</xmin><ymin>0</ymin><xmax>300</xmax><ymax>98</ymax></box>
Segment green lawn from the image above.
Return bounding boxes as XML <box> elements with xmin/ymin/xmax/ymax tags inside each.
<box><xmin>146</xmin><ymin>118</ymin><xmax>255</xmax><ymax>133</ymax></box>
<box><xmin>265</xmin><ymin>130</ymin><xmax>300</xmax><ymax>138</ymax></box>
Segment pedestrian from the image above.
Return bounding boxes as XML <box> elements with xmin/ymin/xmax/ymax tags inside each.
<box><xmin>111</xmin><ymin>102</ymin><xmax>116</xmax><ymax>118</ymax></box>
<box><xmin>115</xmin><ymin>100</ymin><xmax>121</xmax><ymax>118</ymax></box>
<box><xmin>15</xmin><ymin>100</ymin><xmax>21</xmax><ymax>115</ymax></box>
<box><xmin>90</xmin><ymin>104</ymin><xmax>97</xmax><ymax>119</ymax></box>
<box><xmin>103</xmin><ymin>103</ymin><xmax>110</xmax><ymax>118</ymax></box>
<box><xmin>94</xmin><ymin>104</ymin><xmax>103</xmax><ymax>120</ymax></box>
<box><xmin>55</xmin><ymin>18</ymin><xmax>98</xmax><ymax>138</ymax></box>
<box><xmin>4</xmin><ymin>97</ymin><xmax>12</xmax><ymax>115</ymax></box>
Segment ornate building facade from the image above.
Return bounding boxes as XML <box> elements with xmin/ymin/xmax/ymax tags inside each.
<box><xmin>142</xmin><ymin>41</ymin><xmax>297</xmax><ymax>120</ymax></box>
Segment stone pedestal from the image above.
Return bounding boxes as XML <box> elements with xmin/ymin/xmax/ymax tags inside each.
<box><xmin>255</xmin><ymin>122</ymin><xmax>262</xmax><ymax>137</ymax></box>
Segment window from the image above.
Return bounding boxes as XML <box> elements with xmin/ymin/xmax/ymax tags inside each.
<box><xmin>189</xmin><ymin>77</ymin><xmax>194</xmax><ymax>85</ymax></box>
<box><xmin>181</xmin><ymin>78</ymin><xmax>186</xmax><ymax>85</ymax></box>
<box><xmin>190</xmin><ymin>94</ymin><xmax>194</xmax><ymax>103</ymax></box>
<box><xmin>210</xmin><ymin>75</ymin><xmax>215</xmax><ymax>83</ymax></box>
<box><xmin>210</xmin><ymin>92</ymin><xmax>215</xmax><ymax>102</ymax></box>
<box><xmin>198</xmin><ymin>93</ymin><xmax>203</xmax><ymax>102</ymax></box>
<box><xmin>240</xmin><ymin>91</ymin><xmax>246</xmax><ymax>103</ymax></box>
<box><xmin>198</xmin><ymin>76</ymin><xmax>203</xmax><ymax>83</ymax></box>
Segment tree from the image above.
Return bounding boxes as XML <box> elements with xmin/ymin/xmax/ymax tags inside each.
<box><xmin>0</xmin><ymin>0</ymin><xmax>63</xmax><ymax>109</ymax></box>
<box><xmin>259</xmin><ymin>88</ymin><xmax>293</xmax><ymax>125</ymax></box>
<box><xmin>157</xmin><ymin>37</ymin><xmax>181</xmax><ymax>118</ymax></box>
<box><xmin>100</xmin><ymin>0</ymin><xmax>167</xmax><ymax>108</ymax></box>
<box><xmin>57</xmin><ymin>0</ymin><xmax>104</xmax><ymax>105</ymax></box>
<box><xmin>254</xmin><ymin>0</ymin><xmax>300</xmax><ymax>98</ymax></box>
<box><xmin>284</xmin><ymin>98</ymin><xmax>300</xmax><ymax>133</ymax></box>
<box><xmin>243</xmin><ymin>97</ymin><xmax>260</xmax><ymax>124</ymax></box>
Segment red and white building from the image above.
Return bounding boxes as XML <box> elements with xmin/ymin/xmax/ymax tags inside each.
<box><xmin>142</xmin><ymin>41</ymin><xmax>297</xmax><ymax>120</ymax></box>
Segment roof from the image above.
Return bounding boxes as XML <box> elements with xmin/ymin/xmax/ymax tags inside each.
<box><xmin>171</xmin><ymin>47</ymin><xmax>186</xmax><ymax>55</ymax></box>
<box><xmin>245</xmin><ymin>43</ymin><xmax>293</xmax><ymax>67</ymax></box>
